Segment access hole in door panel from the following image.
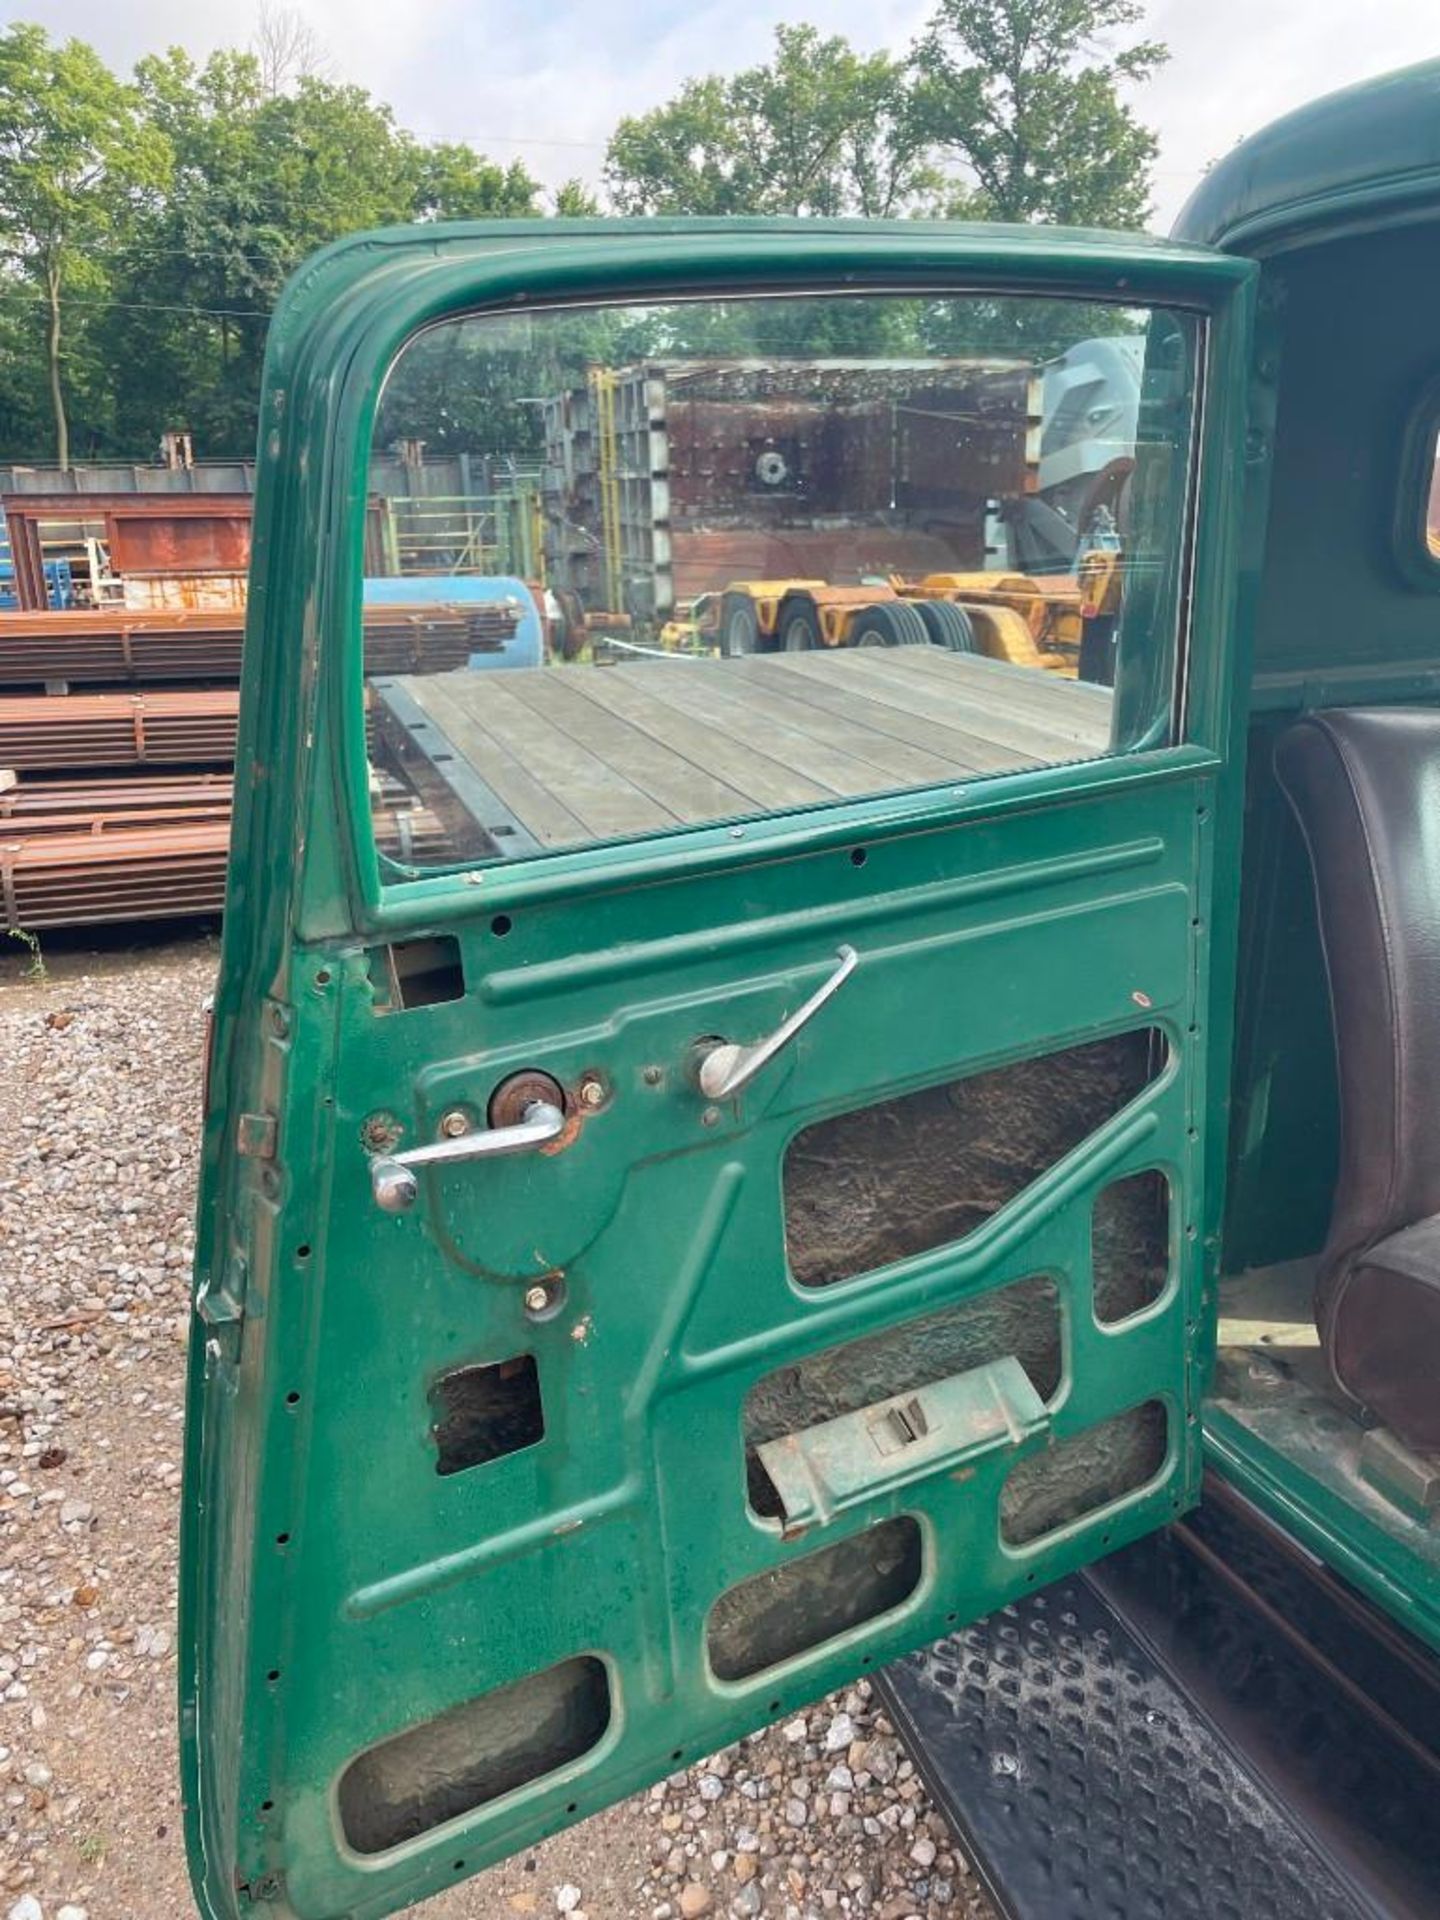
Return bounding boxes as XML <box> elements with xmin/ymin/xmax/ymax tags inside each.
<box><xmin>429</xmin><ymin>1355</ymin><xmax>544</xmax><ymax>1475</ymax></box>
<box><xmin>367</xmin><ymin>934</ymin><xmax>465</xmax><ymax>1012</ymax></box>
<box><xmin>707</xmin><ymin>1516</ymin><xmax>923</xmax><ymax>1683</ymax></box>
<box><xmin>337</xmin><ymin>1654</ymin><xmax>610</xmax><ymax>1855</ymax></box>
<box><xmin>1000</xmin><ymin>1399</ymin><xmax>1168</xmax><ymax>1546</ymax></box>
<box><xmin>785</xmin><ymin>1030</ymin><xmax>1165</xmax><ymax>1289</ymax></box>
<box><xmin>743</xmin><ymin>1275</ymin><xmax>1062</xmax><ymax>1518</ymax></box>
<box><xmin>1093</xmin><ymin>1170</ymin><xmax>1171</xmax><ymax>1323</ymax></box>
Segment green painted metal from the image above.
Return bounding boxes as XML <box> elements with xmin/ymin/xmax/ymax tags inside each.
<box><xmin>1179</xmin><ymin>68</ymin><xmax>1440</xmax><ymax>1675</ymax></box>
<box><xmin>1175</xmin><ymin>58</ymin><xmax>1440</xmax><ymax>255</ymax></box>
<box><xmin>1204</xmin><ymin>1414</ymin><xmax>1440</xmax><ymax>1651</ymax></box>
<box><xmin>182</xmin><ymin>221</ymin><xmax>1256</xmax><ymax>1920</ymax></box>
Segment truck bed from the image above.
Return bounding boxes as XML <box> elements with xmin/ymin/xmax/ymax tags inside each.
<box><xmin>370</xmin><ymin>647</ymin><xmax>1113</xmax><ymax>860</ymax></box>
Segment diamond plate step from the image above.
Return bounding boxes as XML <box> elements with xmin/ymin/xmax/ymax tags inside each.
<box><xmin>876</xmin><ymin>1483</ymin><xmax>1440</xmax><ymax>1920</ymax></box>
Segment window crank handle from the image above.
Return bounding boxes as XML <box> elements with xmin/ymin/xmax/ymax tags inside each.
<box><xmin>697</xmin><ymin>945</ymin><xmax>859</xmax><ymax>1102</ymax></box>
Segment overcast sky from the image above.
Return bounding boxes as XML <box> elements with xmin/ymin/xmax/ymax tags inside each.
<box><xmin>13</xmin><ymin>0</ymin><xmax>1440</xmax><ymax>228</ymax></box>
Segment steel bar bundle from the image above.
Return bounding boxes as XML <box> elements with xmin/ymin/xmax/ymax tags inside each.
<box><xmin>0</xmin><ymin>771</ymin><xmax>233</xmax><ymax>827</ymax></box>
<box><xmin>0</xmin><ymin>819</ymin><xmax>231</xmax><ymax>929</ymax></box>
<box><xmin>0</xmin><ymin>690</ymin><xmax>240</xmax><ymax>770</ymax></box>
<box><xmin>0</xmin><ymin>770</ymin><xmax>443</xmax><ymax>927</ymax></box>
<box><xmin>0</xmin><ymin>603</ymin><xmax>517</xmax><ymax>687</ymax></box>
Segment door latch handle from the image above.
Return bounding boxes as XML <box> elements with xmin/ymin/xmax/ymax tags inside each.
<box><xmin>696</xmin><ymin>945</ymin><xmax>859</xmax><ymax>1101</ymax></box>
<box><xmin>369</xmin><ymin>1100</ymin><xmax>566</xmax><ymax>1213</ymax></box>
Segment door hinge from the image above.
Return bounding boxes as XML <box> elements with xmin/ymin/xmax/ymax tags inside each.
<box><xmin>196</xmin><ymin>1250</ymin><xmax>248</xmax><ymax>1384</ymax></box>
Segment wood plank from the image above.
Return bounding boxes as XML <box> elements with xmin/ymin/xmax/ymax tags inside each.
<box><xmin>613</xmin><ymin>660</ymin><xmax>919</xmax><ymax>798</ymax></box>
<box><xmin>400</xmin><ymin>676</ymin><xmax>591</xmax><ymax>848</ymax></box>
<box><xmin>781</xmin><ymin>652</ymin><xmax>1109</xmax><ymax>761</ymax></box>
<box><xmin>511</xmin><ymin>671</ymin><xmax>752</xmax><ymax>824</ymax></box>
<box><xmin>879</xmin><ymin>644</ymin><xmax>1113</xmax><ymax>734</ymax></box>
<box><xmin>673</xmin><ymin>665</ymin><xmax>967</xmax><ymax>787</ymax></box>
<box><xmin>553</xmin><ymin>664</ymin><xmax>835</xmax><ymax>812</ymax></box>
<box><xmin>725</xmin><ymin>656</ymin><xmax>1045</xmax><ymax>776</ymax></box>
<box><xmin>819</xmin><ymin>649</ymin><xmax>1104</xmax><ymax>742</ymax></box>
<box><xmin>389</xmin><ymin>645</ymin><xmax>1114</xmax><ymax>857</ymax></box>
<box><xmin>449</xmin><ymin>674</ymin><xmax>679</xmax><ymax>840</ymax></box>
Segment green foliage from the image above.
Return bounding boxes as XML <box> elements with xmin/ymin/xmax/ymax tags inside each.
<box><xmin>606</xmin><ymin>5</ymin><xmax>1164</xmax><ymax>231</ymax></box>
<box><xmin>407</xmin><ymin>145</ymin><xmax>541</xmax><ymax>223</ymax></box>
<box><xmin>605</xmin><ymin>25</ymin><xmax>938</xmax><ymax>218</ymax></box>
<box><xmin>0</xmin><ymin>7</ymin><xmax>1166</xmax><ymax>464</ymax></box>
<box><xmin>912</xmin><ymin>0</ymin><xmax>1167</xmax><ymax>226</ymax></box>
<box><xmin>0</xmin><ymin>23</ymin><xmax>169</xmax><ymax>464</ymax></box>
<box><xmin>98</xmin><ymin>52</ymin><xmax>546</xmax><ymax>454</ymax></box>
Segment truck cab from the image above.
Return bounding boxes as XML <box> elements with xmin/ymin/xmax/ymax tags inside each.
<box><xmin>184</xmin><ymin>60</ymin><xmax>1440</xmax><ymax>1920</ymax></box>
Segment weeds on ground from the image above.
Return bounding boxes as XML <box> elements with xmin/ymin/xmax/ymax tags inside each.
<box><xmin>4</xmin><ymin>924</ymin><xmax>47</xmax><ymax>981</ymax></box>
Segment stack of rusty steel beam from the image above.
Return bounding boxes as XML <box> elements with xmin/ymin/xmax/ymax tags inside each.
<box><xmin>0</xmin><ymin>768</ymin><xmax>445</xmax><ymax>929</ymax></box>
<box><xmin>0</xmin><ymin>602</ymin><xmax>511</xmax><ymax>687</ymax></box>
<box><xmin>0</xmin><ymin>690</ymin><xmax>241</xmax><ymax>771</ymax></box>
<box><xmin>0</xmin><ymin>596</ymin><xmax>502</xmax><ymax>931</ymax></box>
<box><xmin>1</xmin><ymin>815</ymin><xmax>232</xmax><ymax>929</ymax></box>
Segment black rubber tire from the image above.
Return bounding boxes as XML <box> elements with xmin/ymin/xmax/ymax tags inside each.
<box><xmin>848</xmin><ymin>600</ymin><xmax>931</xmax><ymax>647</ymax></box>
<box><xmin>553</xmin><ymin>587</ymin><xmax>587</xmax><ymax>661</ymax></box>
<box><xmin>719</xmin><ymin>591</ymin><xmax>762</xmax><ymax>657</ymax></box>
<box><xmin>779</xmin><ymin>598</ymin><xmax>824</xmax><ymax>652</ymax></box>
<box><xmin>913</xmin><ymin>598</ymin><xmax>979</xmax><ymax>652</ymax></box>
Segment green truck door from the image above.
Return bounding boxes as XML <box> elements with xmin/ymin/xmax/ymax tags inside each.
<box><xmin>180</xmin><ymin>225</ymin><xmax>1256</xmax><ymax>1920</ymax></box>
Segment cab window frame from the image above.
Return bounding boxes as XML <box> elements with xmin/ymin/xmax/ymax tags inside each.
<box><xmin>302</xmin><ymin>240</ymin><xmax>1251</xmax><ymax>939</ymax></box>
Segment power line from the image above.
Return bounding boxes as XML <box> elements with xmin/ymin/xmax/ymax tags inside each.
<box><xmin>0</xmin><ymin>287</ymin><xmax>269</xmax><ymax>320</ymax></box>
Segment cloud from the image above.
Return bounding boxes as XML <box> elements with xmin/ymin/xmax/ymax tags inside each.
<box><xmin>12</xmin><ymin>0</ymin><xmax>1440</xmax><ymax>223</ymax></box>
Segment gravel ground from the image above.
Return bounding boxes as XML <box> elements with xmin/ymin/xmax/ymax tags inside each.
<box><xmin>0</xmin><ymin>931</ymin><xmax>996</xmax><ymax>1920</ymax></box>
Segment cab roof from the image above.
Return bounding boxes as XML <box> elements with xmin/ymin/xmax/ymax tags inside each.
<box><xmin>1173</xmin><ymin>58</ymin><xmax>1440</xmax><ymax>255</ymax></box>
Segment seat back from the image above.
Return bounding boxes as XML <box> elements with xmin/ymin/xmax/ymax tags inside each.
<box><xmin>1274</xmin><ymin>707</ymin><xmax>1440</xmax><ymax>1446</ymax></box>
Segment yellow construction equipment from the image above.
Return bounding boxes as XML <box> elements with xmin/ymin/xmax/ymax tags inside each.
<box><xmin>714</xmin><ymin>567</ymin><xmax>1101</xmax><ymax>676</ymax></box>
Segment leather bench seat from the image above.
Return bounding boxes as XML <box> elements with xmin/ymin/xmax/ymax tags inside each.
<box><xmin>1275</xmin><ymin>708</ymin><xmax>1440</xmax><ymax>1453</ymax></box>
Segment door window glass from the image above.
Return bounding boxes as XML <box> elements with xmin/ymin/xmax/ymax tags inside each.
<box><xmin>362</xmin><ymin>291</ymin><xmax>1200</xmax><ymax>874</ymax></box>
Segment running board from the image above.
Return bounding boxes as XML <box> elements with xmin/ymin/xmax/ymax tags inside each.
<box><xmin>876</xmin><ymin>1477</ymin><xmax>1440</xmax><ymax>1920</ymax></box>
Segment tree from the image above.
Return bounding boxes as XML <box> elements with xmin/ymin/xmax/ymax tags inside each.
<box><xmin>107</xmin><ymin>53</ymin><xmax>543</xmax><ymax>454</ymax></box>
<box><xmin>253</xmin><ymin>3</ymin><xmax>333</xmax><ymax>97</ymax></box>
<box><xmin>553</xmin><ymin>179</ymin><xmax>601</xmax><ymax>218</ymax></box>
<box><xmin>406</xmin><ymin>144</ymin><xmax>541</xmax><ymax>222</ymax></box>
<box><xmin>0</xmin><ymin>25</ymin><xmax>168</xmax><ymax>466</ymax></box>
<box><xmin>605</xmin><ymin>24</ymin><xmax>937</xmax><ymax>218</ymax></box>
<box><xmin>911</xmin><ymin>0</ymin><xmax>1166</xmax><ymax>227</ymax></box>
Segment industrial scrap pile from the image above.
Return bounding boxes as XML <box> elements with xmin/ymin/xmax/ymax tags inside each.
<box><xmin>0</xmin><ymin>592</ymin><xmax>494</xmax><ymax>931</ymax></box>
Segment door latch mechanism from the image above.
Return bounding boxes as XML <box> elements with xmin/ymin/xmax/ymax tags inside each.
<box><xmin>695</xmin><ymin>944</ymin><xmax>859</xmax><ymax>1101</ymax></box>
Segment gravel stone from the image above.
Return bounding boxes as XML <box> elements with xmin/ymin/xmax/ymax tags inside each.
<box><xmin>0</xmin><ymin>935</ymin><xmax>995</xmax><ymax>1920</ymax></box>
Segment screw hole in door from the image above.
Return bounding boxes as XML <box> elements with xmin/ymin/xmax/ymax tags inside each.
<box><xmin>850</xmin><ymin>847</ymin><xmax>867</xmax><ymax>867</ymax></box>
<box><xmin>491</xmin><ymin>914</ymin><xmax>513</xmax><ymax>937</ymax></box>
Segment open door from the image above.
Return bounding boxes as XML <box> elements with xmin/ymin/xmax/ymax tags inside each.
<box><xmin>181</xmin><ymin>224</ymin><xmax>1255</xmax><ymax>1920</ymax></box>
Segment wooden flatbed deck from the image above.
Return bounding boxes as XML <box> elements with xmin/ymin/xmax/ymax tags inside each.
<box><xmin>371</xmin><ymin>648</ymin><xmax>1113</xmax><ymax>859</ymax></box>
